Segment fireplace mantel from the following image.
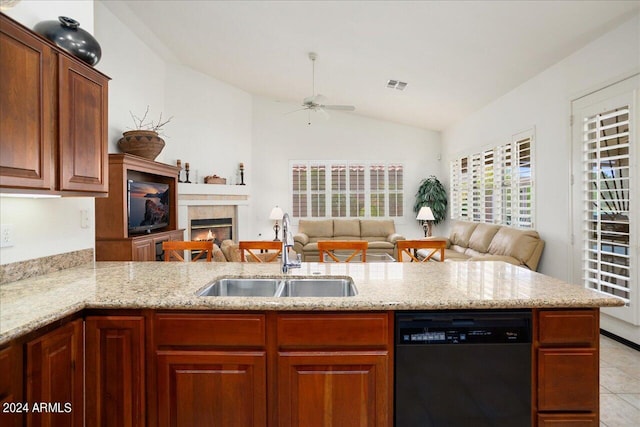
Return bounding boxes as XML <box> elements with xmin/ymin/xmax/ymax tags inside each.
<box><xmin>177</xmin><ymin>183</ymin><xmax>250</xmax><ymax>241</ymax></box>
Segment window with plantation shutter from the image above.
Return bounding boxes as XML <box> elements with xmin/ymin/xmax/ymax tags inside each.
<box><xmin>449</xmin><ymin>129</ymin><xmax>535</xmax><ymax>228</ymax></box>
<box><xmin>290</xmin><ymin>161</ymin><xmax>403</xmax><ymax>219</ymax></box>
<box><xmin>582</xmin><ymin>107</ymin><xmax>631</xmax><ymax>302</ymax></box>
<box><xmin>571</xmin><ymin>75</ymin><xmax>638</xmax><ymax>328</ymax></box>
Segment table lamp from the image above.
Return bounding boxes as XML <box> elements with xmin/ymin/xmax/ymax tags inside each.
<box><xmin>269</xmin><ymin>206</ymin><xmax>284</xmax><ymax>240</ymax></box>
<box><xmin>416</xmin><ymin>206</ymin><xmax>435</xmax><ymax>237</ymax></box>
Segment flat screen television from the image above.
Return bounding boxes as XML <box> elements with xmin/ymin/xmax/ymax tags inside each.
<box><xmin>127</xmin><ymin>180</ymin><xmax>170</xmax><ymax>234</ymax></box>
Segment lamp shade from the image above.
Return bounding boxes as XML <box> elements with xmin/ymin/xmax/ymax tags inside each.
<box><xmin>269</xmin><ymin>206</ymin><xmax>284</xmax><ymax>220</ymax></box>
<box><xmin>416</xmin><ymin>206</ymin><xmax>435</xmax><ymax>221</ymax></box>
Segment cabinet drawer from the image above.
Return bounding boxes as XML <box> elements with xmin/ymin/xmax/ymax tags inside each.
<box><xmin>537</xmin><ymin>413</ymin><xmax>597</xmax><ymax>426</ymax></box>
<box><xmin>538</xmin><ymin>348</ymin><xmax>598</xmax><ymax>412</ymax></box>
<box><xmin>538</xmin><ymin>309</ymin><xmax>598</xmax><ymax>346</ymax></box>
<box><xmin>277</xmin><ymin>313</ymin><xmax>389</xmax><ymax>348</ymax></box>
<box><xmin>155</xmin><ymin>313</ymin><xmax>266</xmax><ymax>347</ymax></box>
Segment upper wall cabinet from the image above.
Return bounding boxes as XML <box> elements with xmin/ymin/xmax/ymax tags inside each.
<box><xmin>0</xmin><ymin>13</ymin><xmax>110</xmax><ymax>195</ymax></box>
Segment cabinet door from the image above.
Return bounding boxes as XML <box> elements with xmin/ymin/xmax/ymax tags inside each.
<box><xmin>85</xmin><ymin>316</ymin><xmax>145</xmax><ymax>427</ymax></box>
<box><xmin>58</xmin><ymin>55</ymin><xmax>108</xmax><ymax>193</ymax></box>
<box><xmin>132</xmin><ymin>238</ymin><xmax>153</xmax><ymax>261</ymax></box>
<box><xmin>0</xmin><ymin>15</ymin><xmax>54</xmax><ymax>190</ymax></box>
<box><xmin>277</xmin><ymin>351</ymin><xmax>390</xmax><ymax>427</ymax></box>
<box><xmin>538</xmin><ymin>348</ymin><xmax>598</xmax><ymax>412</ymax></box>
<box><xmin>26</xmin><ymin>318</ymin><xmax>83</xmax><ymax>427</ymax></box>
<box><xmin>0</xmin><ymin>344</ymin><xmax>23</xmax><ymax>427</ymax></box>
<box><xmin>156</xmin><ymin>350</ymin><xmax>267</xmax><ymax>427</ymax></box>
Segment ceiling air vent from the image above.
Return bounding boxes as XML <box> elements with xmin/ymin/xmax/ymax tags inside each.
<box><xmin>386</xmin><ymin>79</ymin><xmax>408</xmax><ymax>90</ymax></box>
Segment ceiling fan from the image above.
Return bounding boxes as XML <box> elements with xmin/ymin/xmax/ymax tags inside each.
<box><xmin>296</xmin><ymin>52</ymin><xmax>355</xmax><ymax>124</ymax></box>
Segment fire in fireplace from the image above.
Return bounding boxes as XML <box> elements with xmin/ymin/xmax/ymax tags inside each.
<box><xmin>190</xmin><ymin>218</ymin><xmax>232</xmax><ymax>247</ymax></box>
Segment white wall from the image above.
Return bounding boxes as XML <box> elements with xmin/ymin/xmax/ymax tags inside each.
<box><xmin>0</xmin><ymin>0</ymin><xmax>96</xmax><ymax>265</ymax></box>
<box><xmin>250</xmin><ymin>96</ymin><xmax>442</xmax><ymax>239</ymax></box>
<box><xmin>94</xmin><ymin>1</ymin><xmax>166</xmax><ymax>154</ymax></box>
<box><xmin>441</xmin><ymin>14</ymin><xmax>639</xmax><ymax>281</ymax></box>
<box><xmin>162</xmin><ymin>62</ymin><xmax>252</xmax><ymax>183</ymax></box>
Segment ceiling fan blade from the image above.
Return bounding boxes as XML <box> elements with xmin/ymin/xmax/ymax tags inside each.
<box><xmin>321</xmin><ymin>105</ymin><xmax>355</xmax><ymax>111</ymax></box>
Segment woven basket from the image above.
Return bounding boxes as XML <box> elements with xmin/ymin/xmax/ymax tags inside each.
<box><xmin>117</xmin><ymin>130</ymin><xmax>165</xmax><ymax>160</ymax></box>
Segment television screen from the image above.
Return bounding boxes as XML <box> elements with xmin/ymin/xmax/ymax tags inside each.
<box><xmin>127</xmin><ymin>180</ymin><xmax>170</xmax><ymax>234</ymax></box>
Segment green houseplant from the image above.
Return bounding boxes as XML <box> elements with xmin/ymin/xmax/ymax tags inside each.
<box><xmin>414</xmin><ymin>175</ymin><xmax>448</xmax><ymax>236</ymax></box>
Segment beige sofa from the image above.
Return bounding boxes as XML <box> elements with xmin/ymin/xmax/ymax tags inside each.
<box><xmin>293</xmin><ymin>219</ymin><xmax>405</xmax><ymax>261</ymax></box>
<box><xmin>421</xmin><ymin>221</ymin><xmax>545</xmax><ymax>271</ymax></box>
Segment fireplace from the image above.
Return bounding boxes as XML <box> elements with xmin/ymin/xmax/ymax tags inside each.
<box><xmin>190</xmin><ymin>218</ymin><xmax>233</xmax><ymax>247</ymax></box>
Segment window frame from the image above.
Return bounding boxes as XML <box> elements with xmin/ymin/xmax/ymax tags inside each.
<box><xmin>449</xmin><ymin>129</ymin><xmax>536</xmax><ymax>228</ymax></box>
<box><xmin>289</xmin><ymin>160</ymin><xmax>404</xmax><ymax>220</ymax></box>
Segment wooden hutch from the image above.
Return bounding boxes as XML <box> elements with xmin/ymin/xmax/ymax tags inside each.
<box><xmin>96</xmin><ymin>154</ymin><xmax>184</xmax><ymax>261</ymax></box>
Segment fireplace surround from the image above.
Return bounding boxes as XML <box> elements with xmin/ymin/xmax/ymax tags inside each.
<box><xmin>177</xmin><ymin>183</ymin><xmax>250</xmax><ymax>243</ymax></box>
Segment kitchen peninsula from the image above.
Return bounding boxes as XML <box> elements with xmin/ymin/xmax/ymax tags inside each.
<box><xmin>0</xmin><ymin>261</ymin><xmax>623</xmax><ymax>426</ymax></box>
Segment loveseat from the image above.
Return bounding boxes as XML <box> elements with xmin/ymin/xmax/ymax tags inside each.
<box><xmin>293</xmin><ymin>219</ymin><xmax>405</xmax><ymax>261</ymax></box>
<box><xmin>421</xmin><ymin>221</ymin><xmax>545</xmax><ymax>271</ymax></box>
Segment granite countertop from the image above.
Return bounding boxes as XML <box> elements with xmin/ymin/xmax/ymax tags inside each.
<box><xmin>0</xmin><ymin>261</ymin><xmax>623</xmax><ymax>345</ymax></box>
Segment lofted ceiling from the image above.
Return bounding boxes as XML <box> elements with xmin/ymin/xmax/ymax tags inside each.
<box><xmin>102</xmin><ymin>0</ymin><xmax>639</xmax><ymax>131</ymax></box>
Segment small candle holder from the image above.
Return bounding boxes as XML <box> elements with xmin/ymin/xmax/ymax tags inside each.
<box><xmin>176</xmin><ymin>160</ymin><xmax>183</xmax><ymax>183</ymax></box>
<box><xmin>185</xmin><ymin>162</ymin><xmax>191</xmax><ymax>183</ymax></box>
<box><xmin>239</xmin><ymin>162</ymin><xmax>245</xmax><ymax>185</ymax></box>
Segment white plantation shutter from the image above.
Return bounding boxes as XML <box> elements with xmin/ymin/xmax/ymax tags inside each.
<box><xmin>370</xmin><ymin>164</ymin><xmax>386</xmax><ymax>217</ymax></box>
<box><xmin>388</xmin><ymin>163</ymin><xmax>404</xmax><ymax>217</ymax></box>
<box><xmin>309</xmin><ymin>164</ymin><xmax>326</xmax><ymax>217</ymax></box>
<box><xmin>449</xmin><ymin>130</ymin><xmax>535</xmax><ymax>228</ymax></box>
<box><xmin>349</xmin><ymin>164</ymin><xmax>365</xmax><ymax>217</ymax></box>
<box><xmin>291</xmin><ymin>161</ymin><xmax>403</xmax><ymax>218</ymax></box>
<box><xmin>514</xmin><ymin>136</ymin><xmax>533</xmax><ymax>228</ymax></box>
<box><xmin>331</xmin><ymin>164</ymin><xmax>347</xmax><ymax>217</ymax></box>
<box><xmin>582</xmin><ymin>107</ymin><xmax>631</xmax><ymax>302</ymax></box>
<box><xmin>292</xmin><ymin>164</ymin><xmax>308</xmax><ymax>217</ymax></box>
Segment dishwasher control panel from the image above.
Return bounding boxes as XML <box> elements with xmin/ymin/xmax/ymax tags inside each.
<box><xmin>396</xmin><ymin>310</ymin><xmax>532</xmax><ymax>344</ymax></box>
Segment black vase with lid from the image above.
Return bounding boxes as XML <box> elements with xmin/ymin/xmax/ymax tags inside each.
<box><xmin>34</xmin><ymin>16</ymin><xmax>102</xmax><ymax>66</ymax></box>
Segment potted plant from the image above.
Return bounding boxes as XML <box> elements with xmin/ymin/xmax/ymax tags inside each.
<box><xmin>117</xmin><ymin>106</ymin><xmax>172</xmax><ymax>160</ymax></box>
<box><xmin>414</xmin><ymin>175</ymin><xmax>448</xmax><ymax>236</ymax></box>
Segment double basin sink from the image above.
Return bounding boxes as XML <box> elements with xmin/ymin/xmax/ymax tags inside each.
<box><xmin>198</xmin><ymin>277</ymin><xmax>357</xmax><ymax>297</ymax></box>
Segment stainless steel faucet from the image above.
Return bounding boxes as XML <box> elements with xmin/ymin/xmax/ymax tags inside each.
<box><xmin>281</xmin><ymin>213</ymin><xmax>301</xmax><ymax>273</ymax></box>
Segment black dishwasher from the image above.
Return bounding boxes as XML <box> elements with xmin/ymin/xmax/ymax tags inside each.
<box><xmin>395</xmin><ymin>310</ymin><xmax>532</xmax><ymax>427</ymax></box>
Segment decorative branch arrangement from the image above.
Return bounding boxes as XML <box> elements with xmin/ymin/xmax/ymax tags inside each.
<box><xmin>129</xmin><ymin>106</ymin><xmax>173</xmax><ymax>134</ymax></box>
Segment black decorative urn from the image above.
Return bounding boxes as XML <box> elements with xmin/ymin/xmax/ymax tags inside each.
<box><xmin>34</xmin><ymin>16</ymin><xmax>101</xmax><ymax>66</ymax></box>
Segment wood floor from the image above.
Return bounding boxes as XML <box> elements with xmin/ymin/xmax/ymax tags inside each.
<box><xmin>600</xmin><ymin>334</ymin><xmax>640</xmax><ymax>426</ymax></box>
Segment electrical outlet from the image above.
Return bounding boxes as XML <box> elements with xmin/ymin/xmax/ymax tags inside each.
<box><xmin>1</xmin><ymin>224</ymin><xmax>14</xmax><ymax>248</ymax></box>
<box><xmin>80</xmin><ymin>209</ymin><xmax>89</xmax><ymax>229</ymax></box>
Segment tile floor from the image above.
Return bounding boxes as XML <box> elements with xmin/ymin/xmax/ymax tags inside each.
<box><xmin>600</xmin><ymin>334</ymin><xmax>640</xmax><ymax>426</ymax></box>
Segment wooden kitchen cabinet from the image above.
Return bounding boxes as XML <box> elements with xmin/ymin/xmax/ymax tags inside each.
<box><xmin>0</xmin><ymin>13</ymin><xmax>110</xmax><ymax>195</ymax></box>
<box><xmin>85</xmin><ymin>316</ymin><xmax>146</xmax><ymax>427</ymax></box>
<box><xmin>153</xmin><ymin>313</ymin><xmax>268</xmax><ymax>427</ymax></box>
<box><xmin>535</xmin><ymin>309</ymin><xmax>599</xmax><ymax>424</ymax></box>
<box><xmin>156</xmin><ymin>350</ymin><xmax>267</xmax><ymax>427</ymax></box>
<box><xmin>0</xmin><ymin>344</ymin><xmax>23</xmax><ymax>427</ymax></box>
<box><xmin>58</xmin><ymin>55</ymin><xmax>109</xmax><ymax>193</ymax></box>
<box><xmin>26</xmin><ymin>318</ymin><xmax>83</xmax><ymax>427</ymax></box>
<box><xmin>276</xmin><ymin>313</ymin><xmax>392</xmax><ymax>427</ymax></box>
